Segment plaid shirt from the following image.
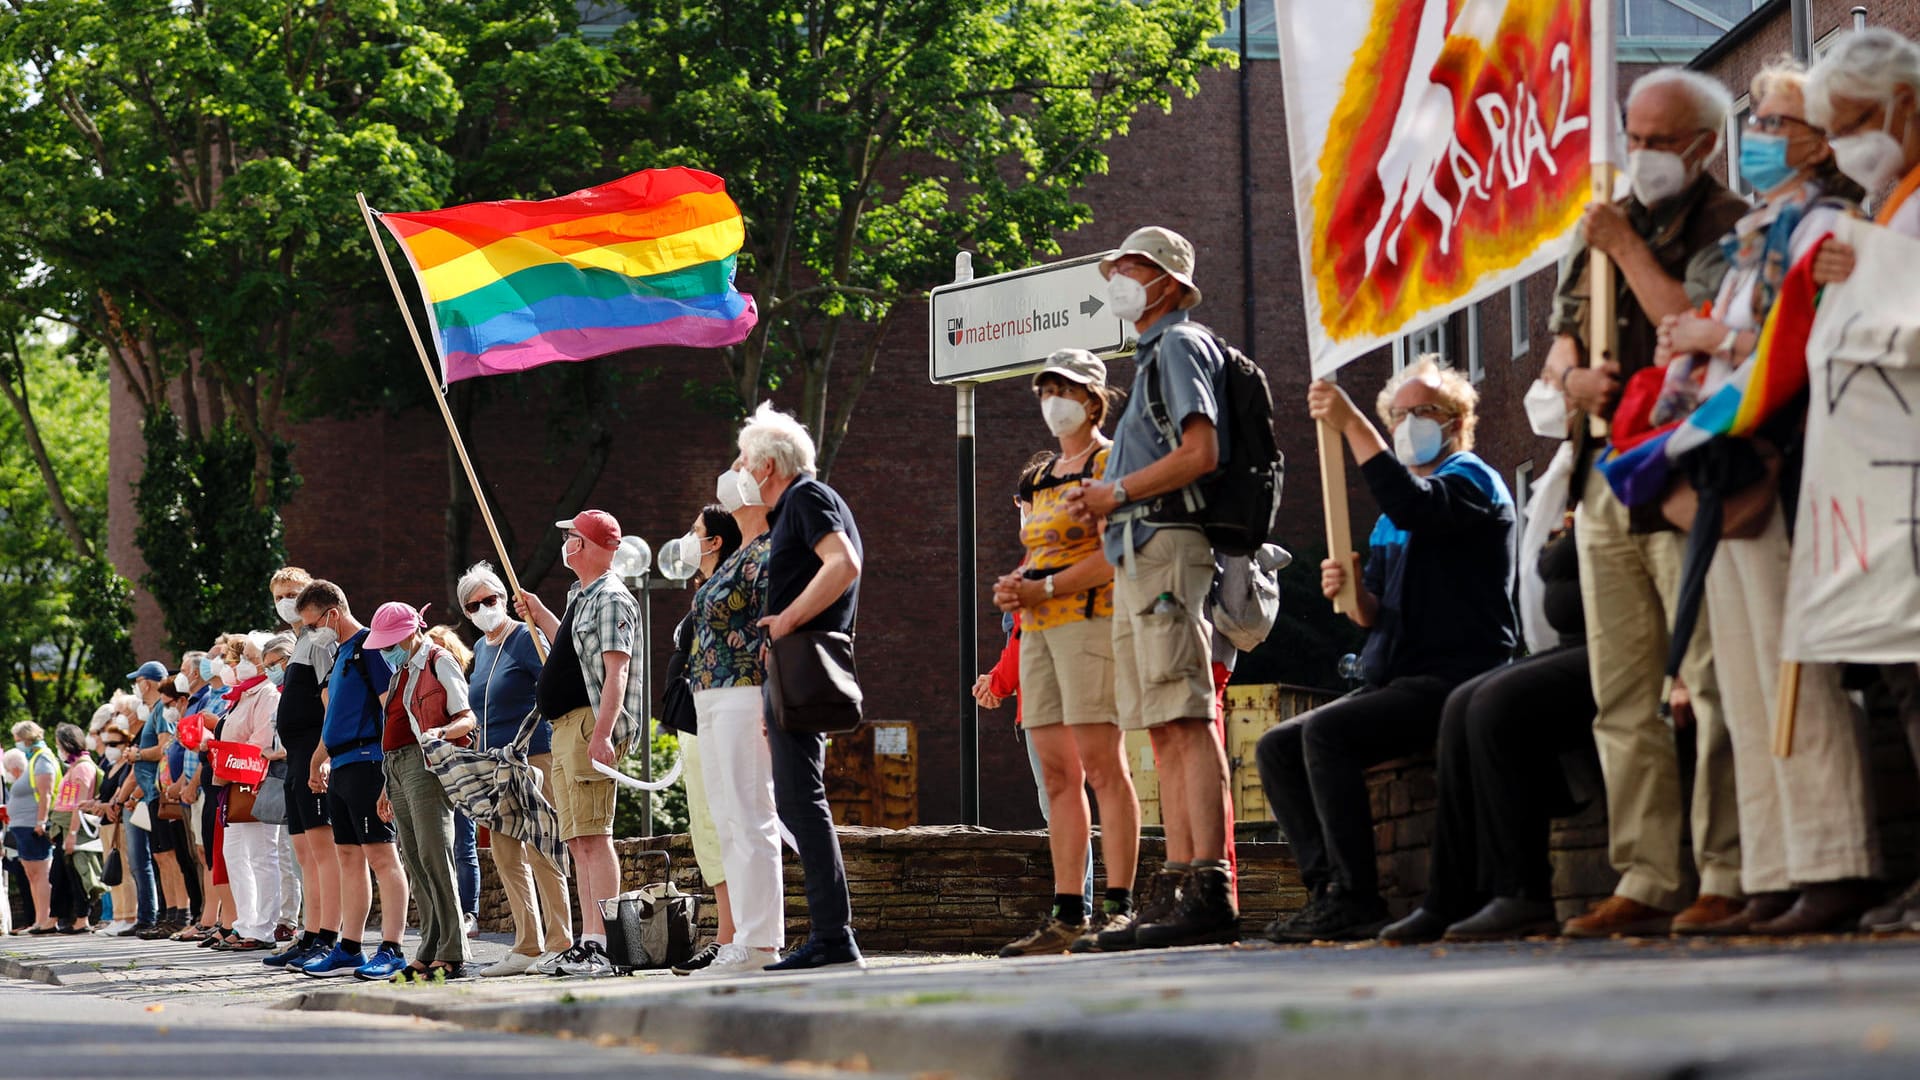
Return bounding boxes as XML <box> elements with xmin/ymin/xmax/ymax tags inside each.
<box><xmin>563</xmin><ymin>571</ymin><xmax>644</xmax><ymax>750</ymax></box>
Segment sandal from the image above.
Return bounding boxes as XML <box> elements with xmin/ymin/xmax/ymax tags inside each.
<box><xmin>172</xmin><ymin>925</ymin><xmax>210</xmax><ymax>942</ymax></box>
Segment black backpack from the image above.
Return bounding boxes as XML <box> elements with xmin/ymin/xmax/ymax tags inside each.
<box><xmin>1141</xmin><ymin>324</ymin><xmax>1284</xmax><ymax>556</ymax></box>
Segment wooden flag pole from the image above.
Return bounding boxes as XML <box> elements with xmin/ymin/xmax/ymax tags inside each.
<box><xmin>356</xmin><ymin>191</ymin><xmax>548</xmax><ymax>662</ymax></box>
<box><xmin>1772</xmin><ymin>660</ymin><xmax>1802</xmax><ymax>758</ymax></box>
<box><xmin>1586</xmin><ymin>0</ymin><xmax>1618</xmax><ymax>437</ymax></box>
<box><xmin>1317</xmin><ymin>374</ymin><xmax>1359</xmax><ymax>615</ymax></box>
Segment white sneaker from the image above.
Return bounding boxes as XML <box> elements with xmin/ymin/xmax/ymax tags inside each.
<box><xmin>556</xmin><ymin>940</ymin><xmax>616</xmax><ymax>977</ymax></box>
<box><xmin>479</xmin><ymin>952</ymin><xmax>538</xmax><ymax>977</ymax></box>
<box><xmin>463</xmin><ymin>913</ymin><xmax>480</xmax><ymax>938</ymax></box>
<box><xmin>692</xmin><ymin>943</ymin><xmax>775</xmax><ymax>978</ymax></box>
<box><xmin>532</xmin><ymin>947</ymin><xmax>575</xmax><ymax>976</ymax></box>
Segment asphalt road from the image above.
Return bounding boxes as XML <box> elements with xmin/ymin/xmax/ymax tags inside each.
<box><xmin>0</xmin><ymin>981</ymin><xmax>886</xmax><ymax>1080</ymax></box>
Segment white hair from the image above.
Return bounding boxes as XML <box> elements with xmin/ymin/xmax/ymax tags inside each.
<box><xmin>1629</xmin><ymin>67</ymin><xmax>1734</xmax><ymax>144</ymax></box>
<box><xmin>1807</xmin><ymin>28</ymin><xmax>1920</xmax><ymax>130</ymax></box>
<box><xmin>1</xmin><ymin>749</ymin><xmax>23</xmax><ymax>778</ymax></box>
<box><xmin>262</xmin><ymin>632</ymin><xmax>295</xmax><ymax>659</ymax></box>
<box><xmin>89</xmin><ymin>704</ymin><xmax>115</xmax><ymax>733</ymax></box>
<box><xmin>737</xmin><ymin>401</ymin><xmax>818</xmax><ymax>479</ymax></box>
<box><xmin>456</xmin><ymin>561</ymin><xmax>508</xmax><ymax>606</ymax></box>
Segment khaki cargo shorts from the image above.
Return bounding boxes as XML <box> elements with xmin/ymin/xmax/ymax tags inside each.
<box><xmin>549</xmin><ymin>706</ymin><xmax>618</xmax><ymax>841</ymax></box>
<box><xmin>1111</xmin><ymin>528</ymin><xmax>1217</xmax><ymax>731</ymax></box>
<box><xmin>1018</xmin><ymin>616</ymin><xmax>1118</xmax><ymax>728</ymax></box>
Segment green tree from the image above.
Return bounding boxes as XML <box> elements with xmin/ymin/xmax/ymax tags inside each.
<box><xmin>0</xmin><ymin>0</ymin><xmax>466</xmax><ymax>650</ymax></box>
<box><xmin>0</xmin><ymin>327</ymin><xmax>131</xmax><ymax>726</ymax></box>
<box><xmin>604</xmin><ymin>0</ymin><xmax>1234</xmax><ymax>473</ymax></box>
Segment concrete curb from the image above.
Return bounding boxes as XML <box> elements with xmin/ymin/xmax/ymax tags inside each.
<box><xmin>278</xmin><ymin>980</ymin><xmax>1678</xmax><ymax>1080</ymax></box>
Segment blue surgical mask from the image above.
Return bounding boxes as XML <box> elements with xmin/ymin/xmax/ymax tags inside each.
<box><xmin>381</xmin><ymin>645</ymin><xmax>410</xmax><ymax>670</ymax></box>
<box><xmin>265</xmin><ymin>664</ymin><xmax>286</xmax><ymax>688</ymax></box>
<box><xmin>198</xmin><ymin>657</ymin><xmax>216</xmax><ymax>681</ymax></box>
<box><xmin>1739</xmin><ymin>132</ymin><xmax>1795</xmax><ymax>193</ymax></box>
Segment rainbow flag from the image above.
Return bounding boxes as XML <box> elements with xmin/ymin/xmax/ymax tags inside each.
<box><xmin>1597</xmin><ymin>235</ymin><xmax>1828</xmax><ymax>506</ymax></box>
<box><xmin>377</xmin><ymin>168</ymin><xmax>758</xmax><ymax>383</ymax></box>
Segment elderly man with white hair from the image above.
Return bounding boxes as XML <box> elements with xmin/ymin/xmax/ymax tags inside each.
<box><xmin>1538</xmin><ymin>67</ymin><xmax>1751</xmax><ymax>939</ymax></box>
<box><xmin>722</xmin><ymin>402</ymin><xmax>867</xmax><ymax>972</ymax></box>
<box><xmin>1805</xmin><ymin>27</ymin><xmax>1920</xmax><ymax>933</ymax></box>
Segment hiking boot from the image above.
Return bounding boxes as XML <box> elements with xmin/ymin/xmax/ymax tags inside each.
<box><xmin>1134</xmin><ymin>866</ymin><xmax>1240</xmax><ymax>948</ymax></box>
<box><xmin>1263</xmin><ymin>885</ymin><xmax>1330</xmax><ymax>943</ymax></box>
<box><xmin>998</xmin><ymin>918</ymin><xmax>1084</xmax><ymax>958</ymax></box>
<box><xmin>1271</xmin><ymin>884</ymin><xmax>1388</xmax><ymax>942</ymax></box>
<box><xmin>1097</xmin><ymin>870</ymin><xmax>1181</xmax><ymax>952</ymax></box>
<box><xmin>1069</xmin><ymin>912</ymin><xmax>1123</xmax><ymax>954</ymax></box>
<box><xmin>1562</xmin><ymin>896</ymin><xmax>1673</xmax><ymax>939</ymax></box>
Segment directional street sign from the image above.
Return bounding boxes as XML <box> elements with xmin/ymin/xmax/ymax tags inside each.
<box><xmin>928</xmin><ymin>251</ymin><xmax>1131</xmax><ymax>384</ymax></box>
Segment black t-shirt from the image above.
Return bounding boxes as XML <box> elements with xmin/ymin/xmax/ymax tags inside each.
<box><xmin>766</xmin><ymin>475</ymin><xmax>863</xmax><ymax>635</ymax></box>
<box><xmin>536</xmin><ymin>600</ymin><xmax>592</xmax><ymax>718</ymax></box>
<box><xmin>277</xmin><ymin>660</ymin><xmax>327</xmax><ymax>740</ymax></box>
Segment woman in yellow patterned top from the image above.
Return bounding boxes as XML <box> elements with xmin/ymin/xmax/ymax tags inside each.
<box><xmin>993</xmin><ymin>349</ymin><xmax>1141</xmax><ymax>958</ymax></box>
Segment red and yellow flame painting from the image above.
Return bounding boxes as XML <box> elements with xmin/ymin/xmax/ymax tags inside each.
<box><xmin>1309</xmin><ymin>0</ymin><xmax>1591</xmax><ymax>343</ymax></box>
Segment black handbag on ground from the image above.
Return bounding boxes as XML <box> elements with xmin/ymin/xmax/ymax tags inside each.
<box><xmin>765</xmin><ymin>630</ymin><xmax>864</xmax><ymax>735</ymax></box>
<box><xmin>658</xmin><ymin>612</ymin><xmax>698</xmax><ymax>736</ymax></box>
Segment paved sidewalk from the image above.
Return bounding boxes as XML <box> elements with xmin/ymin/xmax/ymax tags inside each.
<box><xmin>10</xmin><ymin>930</ymin><xmax>1920</xmax><ymax>1078</ymax></box>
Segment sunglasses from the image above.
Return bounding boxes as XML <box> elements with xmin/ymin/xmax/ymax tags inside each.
<box><xmin>464</xmin><ymin>594</ymin><xmax>501</xmax><ymax>615</ymax></box>
<box><xmin>104</xmin><ymin>741</ymin><xmax>128</xmax><ymax>749</ymax></box>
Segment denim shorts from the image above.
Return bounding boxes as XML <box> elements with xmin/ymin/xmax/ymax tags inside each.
<box><xmin>9</xmin><ymin>825</ymin><xmax>52</xmax><ymax>862</ymax></box>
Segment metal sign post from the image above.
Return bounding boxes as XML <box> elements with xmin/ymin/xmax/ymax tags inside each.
<box><xmin>930</xmin><ymin>249</ymin><xmax>1130</xmax><ymax>826</ymax></box>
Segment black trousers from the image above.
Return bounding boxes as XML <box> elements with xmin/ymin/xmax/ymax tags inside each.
<box><xmin>1423</xmin><ymin>647</ymin><xmax>1598</xmax><ymax>919</ymax></box>
<box><xmin>763</xmin><ymin>688</ymin><xmax>852</xmax><ymax>940</ymax></box>
<box><xmin>1256</xmin><ymin>676</ymin><xmax>1454</xmax><ymax>898</ymax></box>
<box><xmin>48</xmin><ymin>846</ymin><xmax>85</xmax><ymax>921</ymax></box>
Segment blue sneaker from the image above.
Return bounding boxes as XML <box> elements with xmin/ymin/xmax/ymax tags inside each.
<box><xmin>353</xmin><ymin>944</ymin><xmax>409</xmax><ymax>982</ymax></box>
<box><xmin>263</xmin><ymin>941</ymin><xmax>316</xmax><ymax>969</ymax></box>
<box><xmin>300</xmin><ymin>944</ymin><xmax>367</xmax><ymax>978</ymax></box>
<box><xmin>764</xmin><ymin>934</ymin><xmax>866</xmax><ymax>974</ymax></box>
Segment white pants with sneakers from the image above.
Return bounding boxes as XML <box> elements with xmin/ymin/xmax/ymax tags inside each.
<box><xmin>693</xmin><ymin>685</ymin><xmax>788</xmax><ymax>951</ymax></box>
<box><xmin>225</xmin><ymin>821</ymin><xmax>285</xmax><ymax>943</ymax></box>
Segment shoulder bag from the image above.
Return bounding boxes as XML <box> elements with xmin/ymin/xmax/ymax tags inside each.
<box><xmin>658</xmin><ymin>611</ymin><xmax>698</xmax><ymax>735</ymax></box>
<box><xmin>765</xmin><ymin>631</ymin><xmax>864</xmax><ymax>736</ymax></box>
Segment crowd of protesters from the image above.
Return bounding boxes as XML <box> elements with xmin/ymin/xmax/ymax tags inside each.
<box><xmin>8</xmin><ymin>31</ymin><xmax>1920</xmax><ymax>981</ymax></box>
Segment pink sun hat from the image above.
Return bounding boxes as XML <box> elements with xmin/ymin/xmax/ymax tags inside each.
<box><xmin>363</xmin><ymin>601</ymin><xmax>428</xmax><ymax>649</ymax></box>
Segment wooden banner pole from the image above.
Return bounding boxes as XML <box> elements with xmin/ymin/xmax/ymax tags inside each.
<box><xmin>1316</xmin><ymin>373</ymin><xmax>1359</xmax><ymax>615</ymax></box>
<box><xmin>1586</xmin><ymin>0</ymin><xmax>1618</xmax><ymax>436</ymax></box>
<box><xmin>355</xmin><ymin>192</ymin><xmax>548</xmax><ymax>662</ymax></box>
<box><xmin>1772</xmin><ymin>661</ymin><xmax>1802</xmax><ymax>758</ymax></box>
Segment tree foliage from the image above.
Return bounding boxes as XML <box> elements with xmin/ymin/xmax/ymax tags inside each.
<box><xmin>607</xmin><ymin>0</ymin><xmax>1235</xmax><ymax>472</ymax></box>
<box><xmin>0</xmin><ymin>329</ymin><xmax>130</xmax><ymax>727</ymax></box>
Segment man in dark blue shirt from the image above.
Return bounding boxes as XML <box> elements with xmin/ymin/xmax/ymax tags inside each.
<box><xmin>1257</xmin><ymin>358</ymin><xmax>1516</xmax><ymax>942</ymax></box>
<box><xmin>293</xmin><ymin>580</ymin><xmax>410</xmax><ymax>981</ymax></box>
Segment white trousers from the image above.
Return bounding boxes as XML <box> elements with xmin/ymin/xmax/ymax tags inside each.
<box><xmin>225</xmin><ymin>821</ymin><xmax>285</xmax><ymax>943</ymax></box>
<box><xmin>276</xmin><ymin>825</ymin><xmax>302</xmax><ymax>927</ymax></box>
<box><xmin>693</xmin><ymin>685</ymin><xmax>786</xmax><ymax>950</ymax></box>
<box><xmin>1705</xmin><ymin>504</ymin><xmax>1882</xmax><ymax>893</ymax></box>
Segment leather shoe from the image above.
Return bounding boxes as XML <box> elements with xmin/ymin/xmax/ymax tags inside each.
<box><xmin>1694</xmin><ymin>891</ymin><xmax>1794</xmax><ymax>935</ymax></box>
<box><xmin>1444</xmin><ymin>897</ymin><xmax>1559</xmax><ymax>941</ymax></box>
<box><xmin>1562</xmin><ymin>896</ymin><xmax>1673</xmax><ymax>938</ymax></box>
<box><xmin>1753</xmin><ymin>880</ymin><xmax>1879</xmax><ymax>935</ymax></box>
<box><xmin>1671</xmin><ymin>894</ymin><xmax>1745</xmax><ymax>935</ymax></box>
<box><xmin>1378</xmin><ymin>908</ymin><xmax>1449</xmax><ymax>944</ymax></box>
<box><xmin>1859</xmin><ymin>877</ymin><xmax>1920</xmax><ymax>933</ymax></box>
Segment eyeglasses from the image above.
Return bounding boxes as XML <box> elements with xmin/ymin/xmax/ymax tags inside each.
<box><xmin>1387</xmin><ymin>404</ymin><xmax>1457</xmax><ymax>424</ymax></box>
<box><xmin>1746</xmin><ymin>113</ymin><xmax>1821</xmax><ymax>136</ymax></box>
<box><xmin>464</xmin><ymin>594</ymin><xmax>501</xmax><ymax>615</ymax></box>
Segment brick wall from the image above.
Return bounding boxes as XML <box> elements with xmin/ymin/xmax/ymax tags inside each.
<box><xmin>475</xmin><ymin>825</ymin><xmax>1308</xmax><ymax>954</ymax></box>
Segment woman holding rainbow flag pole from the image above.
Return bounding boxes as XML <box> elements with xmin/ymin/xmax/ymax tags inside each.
<box><xmin>1632</xmin><ymin>54</ymin><xmax>1881</xmax><ymax>936</ymax></box>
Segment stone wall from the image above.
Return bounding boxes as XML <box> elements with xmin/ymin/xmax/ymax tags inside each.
<box><xmin>477</xmin><ymin>825</ymin><xmax>1308</xmax><ymax>953</ymax></box>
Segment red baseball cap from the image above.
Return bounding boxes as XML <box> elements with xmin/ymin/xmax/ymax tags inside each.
<box><xmin>555</xmin><ymin>509</ymin><xmax>621</xmax><ymax>550</ymax></box>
